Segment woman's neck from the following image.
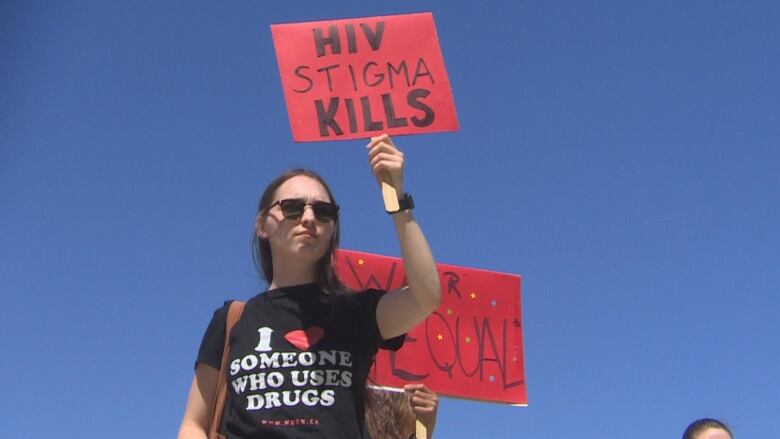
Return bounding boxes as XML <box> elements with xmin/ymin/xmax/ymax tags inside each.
<box><xmin>268</xmin><ymin>255</ymin><xmax>318</xmax><ymax>290</ymax></box>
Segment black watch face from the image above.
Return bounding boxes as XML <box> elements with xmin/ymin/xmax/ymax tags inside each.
<box><xmin>399</xmin><ymin>194</ymin><xmax>413</xmax><ymax>210</ymax></box>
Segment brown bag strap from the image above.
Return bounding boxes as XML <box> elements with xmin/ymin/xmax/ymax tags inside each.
<box><xmin>208</xmin><ymin>300</ymin><xmax>245</xmax><ymax>439</ymax></box>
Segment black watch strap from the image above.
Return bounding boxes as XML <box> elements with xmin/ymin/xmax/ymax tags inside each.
<box><xmin>387</xmin><ymin>193</ymin><xmax>414</xmax><ymax>214</ymax></box>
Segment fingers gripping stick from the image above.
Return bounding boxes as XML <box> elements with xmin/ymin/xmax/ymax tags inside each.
<box><xmin>369</xmin><ymin>134</ymin><xmax>403</xmax><ymax>212</ymax></box>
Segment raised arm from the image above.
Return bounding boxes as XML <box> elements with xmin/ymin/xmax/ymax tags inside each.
<box><xmin>177</xmin><ymin>364</ymin><xmax>218</xmax><ymax>439</ymax></box>
<box><xmin>368</xmin><ymin>134</ymin><xmax>441</xmax><ymax>339</ymax></box>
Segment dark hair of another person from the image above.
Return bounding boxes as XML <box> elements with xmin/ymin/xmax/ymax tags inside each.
<box><xmin>252</xmin><ymin>169</ymin><xmax>342</xmax><ymax>293</ymax></box>
<box><xmin>682</xmin><ymin>418</ymin><xmax>733</xmax><ymax>439</ymax></box>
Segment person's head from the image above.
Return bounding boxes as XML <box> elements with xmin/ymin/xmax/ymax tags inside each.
<box><xmin>683</xmin><ymin>419</ymin><xmax>733</xmax><ymax>439</ymax></box>
<box><xmin>253</xmin><ymin>169</ymin><xmax>341</xmax><ymax>291</ymax></box>
<box><xmin>365</xmin><ymin>388</ymin><xmax>415</xmax><ymax>439</ymax></box>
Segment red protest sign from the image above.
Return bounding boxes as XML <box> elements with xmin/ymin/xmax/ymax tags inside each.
<box><xmin>335</xmin><ymin>249</ymin><xmax>527</xmax><ymax>406</ymax></box>
<box><xmin>271</xmin><ymin>12</ymin><xmax>459</xmax><ymax>142</ymax></box>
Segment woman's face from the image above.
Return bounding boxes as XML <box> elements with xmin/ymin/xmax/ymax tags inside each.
<box><xmin>696</xmin><ymin>428</ymin><xmax>732</xmax><ymax>439</ymax></box>
<box><xmin>258</xmin><ymin>175</ymin><xmax>336</xmax><ymax>267</ymax></box>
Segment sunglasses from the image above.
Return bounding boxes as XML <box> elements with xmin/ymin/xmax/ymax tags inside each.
<box><xmin>267</xmin><ymin>198</ymin><xmax>339</xmax><ymax>222</ymax></box>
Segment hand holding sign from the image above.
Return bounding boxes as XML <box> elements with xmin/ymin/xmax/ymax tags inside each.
<box><xmin>367</xmin><ymin>134</ymin><xmax>404</xmax><ymax>211</ymax></box>
<box><xmin>405</xmin><ymin>383</ymin><xmax>438</xmax><ymax>439</ymax></box>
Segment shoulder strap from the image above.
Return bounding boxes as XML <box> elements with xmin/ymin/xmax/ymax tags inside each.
<box><xmin>208</xmin><ymin>300</ymin><xmax>246</xmax><ymax>439</ymax></box>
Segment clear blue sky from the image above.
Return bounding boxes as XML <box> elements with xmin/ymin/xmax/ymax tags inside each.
<box><xmin>2</xmin><ymin>1</ymin><xmax>778</xmax><ymax>438</ymax></box>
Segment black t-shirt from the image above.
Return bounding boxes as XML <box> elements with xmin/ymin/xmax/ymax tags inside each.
<box><xmin>196</xmin><ymin>284</ymin><xmax>404</xmax><ymax>439</ymax></box>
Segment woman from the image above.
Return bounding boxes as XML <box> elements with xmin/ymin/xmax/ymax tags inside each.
<box><xmin>177</xmin><ymin>134</ymin><xmax>441</xmax><ymax>438</ymax></box>
<box><xmin>365</xmin><ymin>384</ymin><xmax>439</xmax><ymax>439</ymax></box>
<box><xmin>682</xmin><ymin>419</ymin><xmax>733</xmax><ymax>439</ymax></box>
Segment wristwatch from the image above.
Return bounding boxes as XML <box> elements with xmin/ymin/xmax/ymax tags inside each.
<box><xmin>386</xmin><ymin>193</ymin><xmax>415</xmax><ymax>214</ymax></box>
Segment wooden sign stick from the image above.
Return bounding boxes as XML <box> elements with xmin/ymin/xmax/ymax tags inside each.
<box><xmin>415</xmin><ymin>419</ymin><xmax>427</xmax><ymax>439</ymax></box>
<box><xmin>381</xmin><ymin>179</ymin><xmax>399</xmax><ymax>212</ymax></box>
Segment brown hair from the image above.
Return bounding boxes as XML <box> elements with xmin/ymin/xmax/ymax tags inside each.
<box><xmin>251</xmin><ymin>169</ymin><xmax>342</xmax><ymax>292</ymax></box>
<box><xmin>365</xmin><ymin>388</ymin><xmax>415</xmax><ymax>439</ymax></box>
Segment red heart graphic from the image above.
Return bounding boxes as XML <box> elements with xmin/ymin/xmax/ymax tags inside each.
<box><xmin>284</xmin><ymin>327</ymin><xmax>324</xmax><ymax>351</ymax></box>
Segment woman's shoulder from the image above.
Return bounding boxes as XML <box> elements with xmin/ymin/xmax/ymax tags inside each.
<box><xmin>207</xmin><ymin>295</ymin><xmax>258</xmax><ymax>323</ymax></box>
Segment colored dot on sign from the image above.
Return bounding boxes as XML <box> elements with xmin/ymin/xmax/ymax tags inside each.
<box><xmin>489</xmin><ymin>375</ymin><xmax>495</xmax><ymax>382</ymax></box>
<box><xmin>446</xmin><ymin>308</ymin><xmax>453</xmax><ymax>315</ymax></box>
<box><xmin>437</xmin><ymin>334</ymin><xmax>443</xmax><ymax>341</ymax></box>
<box><xmin>470</xmin><ymin>292</ymin><xmax>477</xmax><ymax>300</ymax></box>
<box><xmin>465</xmin><ymin>336</ymin><xmax>471</xmax><ymax>343</ymax></box>
<box><xmin>491</xmin><ymin>299</ymin><xmax>497</xmax><ymax>307</ymax></box>
<box><xmin>358</xmin><ymin>259</ymin><xmax>364</xmax><ymax>266</ymax></box>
